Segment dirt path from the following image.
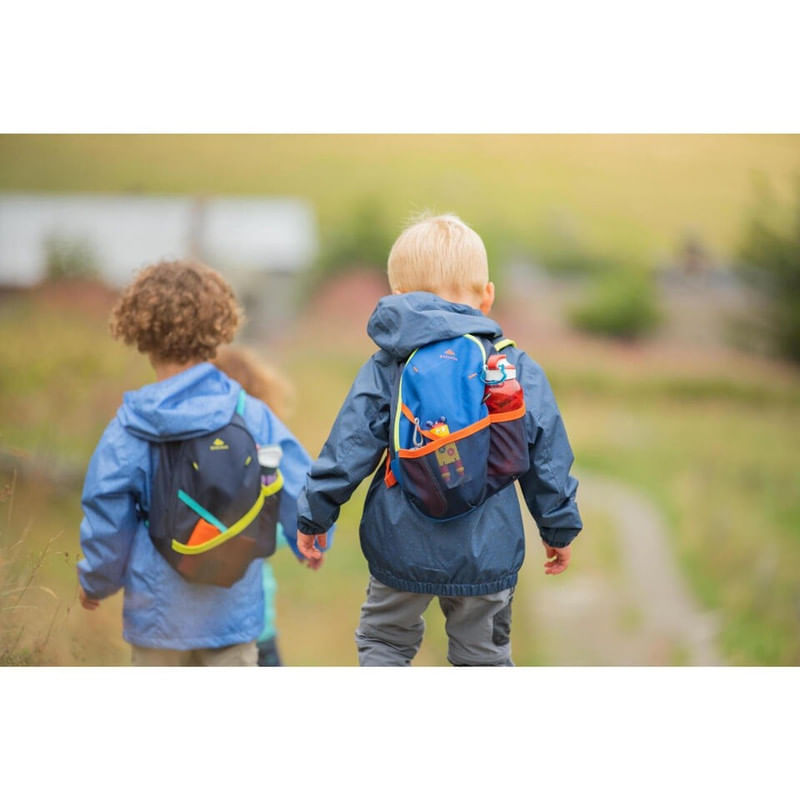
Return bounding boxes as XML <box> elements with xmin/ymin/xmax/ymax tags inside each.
<box><xmin>524</xmin><ymin>473</ymin><xmax>723</xmax><ymax>666</ymax></box>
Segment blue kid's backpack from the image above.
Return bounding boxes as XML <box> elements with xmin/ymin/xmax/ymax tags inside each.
<box><xmin>385</xmin><ymin>334</ymin><xmax>530</xmax><ymax>520</ymax></box>
<box><xmin>147</xmin><ymin>389</ymin><xmax>282</xmax><ymax>587</ymax></box>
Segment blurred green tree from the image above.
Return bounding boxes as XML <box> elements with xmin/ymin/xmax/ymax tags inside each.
<box><xmin>43</xmin><ymin>235</ymin><xmax>99</xmax><ymax>281</ymax></box>
<box><xmin>738</xmin><ymin>178</ymin><xmax>800</xmax><ymax>362</ymax></box>
<box><xmin>316</xmin><ymin>197</ymin><xmax>395</xmax><ymax>276</ymax></box>
<box><xmin>569</xmin><ymin>268</ymin><xmax>661</xmax><ymax>340</ymax></box>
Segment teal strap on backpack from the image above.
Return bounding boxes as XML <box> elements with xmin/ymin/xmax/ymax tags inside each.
<box><xmin>177</xmin><ymin>489</ymin><xmax>227</xmax><ymax>533</ymax></box>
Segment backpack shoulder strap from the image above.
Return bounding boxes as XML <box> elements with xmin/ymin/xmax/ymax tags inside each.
<box><xmin>494</xmin><ymin>337</ymin><xmax>516</xmax><ymax>351</ymax></box>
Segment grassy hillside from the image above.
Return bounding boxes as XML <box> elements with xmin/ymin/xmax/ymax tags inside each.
<box><xmin>2</xmin><ymin>279</ymin><xmax>799</xmax><ymax>665</ymax></box>
<box><xmin>1</xmin><ymin>134</ymin><xmax>799</xmax><ymax>266</ymax></box>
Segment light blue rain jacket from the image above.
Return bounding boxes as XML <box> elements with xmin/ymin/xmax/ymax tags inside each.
<box><xmin>77</xmin><ymin>363</ymin><xmax>311</xmax><ymax>650</ymax></box>
<box><xmin>297</xmin><ymin>292</ymin><xmax>583</xmax><ymax>597</ymax></box>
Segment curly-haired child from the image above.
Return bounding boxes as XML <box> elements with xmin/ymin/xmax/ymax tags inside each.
<box><xmin>77</xmin><ymin>259</ymin><xmax>318</xmax><ymax>666</ymax></box>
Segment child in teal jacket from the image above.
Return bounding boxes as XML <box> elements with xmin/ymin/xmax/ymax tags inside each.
<box><xmin>212</xmin><ymin>345</ymin><xmax>326</xmax><ymax>666</ymax></box>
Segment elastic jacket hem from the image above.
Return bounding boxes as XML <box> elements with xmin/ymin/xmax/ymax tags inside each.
<box><xmin>122</xmin><ymin>627</ymin><xmax>260</xmax><ymax>651</ymax></box>
<box><xmin>370</xmin><ymin>566</ymin><xmax>518</xmax><ymax>597</ymax></box>
<box><xmin>298</xmin><ymin>518</ymin><xmax>328</xmax><ymax>535</ymax></box>
<box><xmin>540</xmin><ymin>528</ymin><xmax>581</xmax><ymax>548</ymax></box>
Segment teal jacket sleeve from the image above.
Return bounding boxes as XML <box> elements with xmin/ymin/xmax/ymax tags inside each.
<box><xmin>516</xmin><ymin>352</ymin><xmax>583</xmax><ymax>548</ymax></box>
<box><xmin>77</xmin><ymin>419</ymin><xmax>142</xmax><ymax>599</ymax></box>
<box><xmin>296</xmin><ymin>354</ymin><xmax>392</xmax><ymax>534</ymax></box>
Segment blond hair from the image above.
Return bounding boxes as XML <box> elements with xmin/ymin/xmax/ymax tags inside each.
<box><xmin>387</xmin><ymin>213</ymin><xmax>489</xmax><ymax>297</ymax></box>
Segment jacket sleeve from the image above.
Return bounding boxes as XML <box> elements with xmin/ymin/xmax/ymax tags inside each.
<box><xmin>77</xmin><ymin>420</ymin><xmax>142</xmax><ymax>599</ymax></box>
<box><xmin>296</xmin><ymin>354</ymin><xmax>392</xmax><ymax>534</ymax></box>
<box><xmin>516</xmin><ymin>352</ymin><xmax>583</xmax><ymax>548</ymax></box>
<box><xmin>246</xmin><ymin>399</ymin><xmax>316</xmax><ymax>559</ymax></box>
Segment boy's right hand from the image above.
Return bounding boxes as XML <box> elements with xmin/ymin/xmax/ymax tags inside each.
<box><xmin>79</xmin><ymin>586</ymin><xmax>100</xmax><ymax>610</ymax></box>
<box><xmin>297</xmin><ymin>531</ymin><xmax>327</xmax><ymax>566</ymax></box>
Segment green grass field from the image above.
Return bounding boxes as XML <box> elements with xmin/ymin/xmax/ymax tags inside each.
<box><xmin>2</xmin><ymin>279</ymin><xmax>799</xmax><ymax>666</ymax></box>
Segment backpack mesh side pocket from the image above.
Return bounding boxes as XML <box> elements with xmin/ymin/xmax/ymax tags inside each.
<box><xmin>486</xmin><ymin>407</ymin><xmax>530</xmax><ymax>495</ymax></box>
<box><xmin>171</xmin><ymin>475</ymin><xmax>281</xmax><ymax>588</ymax></box>
<box><xmin>395</xmin><ymin>424</ymin><xmax>491</xmax><ymax>519</ymax></box>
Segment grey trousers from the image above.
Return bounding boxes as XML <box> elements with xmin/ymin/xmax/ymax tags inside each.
<box><xmin>355</xmin><ymin>577</ymin><xmax>515</xmax><ymax>666</ymax></box>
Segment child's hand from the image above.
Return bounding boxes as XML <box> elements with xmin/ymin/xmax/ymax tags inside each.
<box><xmin>298</xmin><ymin>555</ymin><xmax>324</xmax><ymax>571</ymax></box>
<box><xmin>542</xmin><ymin>541</ymin><xmax>571</xmax><ymax>575</ymax></box>
<box><xmin>79</xmin><ymin>586</ymin><xmax>100</xmax><ymax>610</ymax></box>
<box><xmin>297</xmin><ymin>531</ymin><xmax>327</xmax><ymax>565</ymax></box>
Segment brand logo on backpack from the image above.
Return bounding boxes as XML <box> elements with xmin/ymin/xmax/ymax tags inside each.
<box><xmin>210</xmin><ymin>438</ymin><xmax>229</xmax><ymax>451</ymax></box>
<box><xmin>387</xmin><ymin>334</ymin><xmax>530</xmax><ymax>521</ymax></box>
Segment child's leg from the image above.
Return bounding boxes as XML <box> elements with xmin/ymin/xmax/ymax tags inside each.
<box><xmin>256</xmin><ymin>635</ymin><xmax>282</xmax><ymax>667</ymax></box>
<box><xmin>438</xmin><ymin>588</ymin><xmax>515</xmax><ymax>666</ymax></box>
<box><xmin>355</xmin><ymin>577</ymin><xmax>433</xmax><ymax>666</ymax></box>
<box><xmin>130</xmin><ymin>645</ymin><xmax>193</xmax><ymax>666</ymax></box>
<box><xmin>194</xmin><ymin>641</ymin><xmax>258</xmax><ymax>666</ymax></box>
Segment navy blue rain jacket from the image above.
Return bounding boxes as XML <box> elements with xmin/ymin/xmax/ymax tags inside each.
<box><xmin>297</xmin><ymin>292</ymin><xmax>582</xmax><ymax>596</ymax></box>
<box><xmin>77</xmin><ymin>363</ymin><xmax>311</xmax><ymax>650</ymax></box>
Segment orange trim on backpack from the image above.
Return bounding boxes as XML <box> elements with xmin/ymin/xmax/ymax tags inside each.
<box><xmin>487</xmin><ymin>404</ymin><xmax>527</xmax><ymax>424</ymax></box>
<box><xmin>401</xmin><ymin>404</ymin><xmax>439</xmax><ymax>441</ymax></box>
<box><xmin>396</xmin><ymin>404</ymin><xmax>527</xmax><ymax>460</ymax></box>
<box><xmin>397</xmin><ymin>416</ymin><xmax>492</xmax><ymax>459</ymax></box>
<box><xmin>384</xmin><ymin>453</ymin><xmax>398</xmax><ymax>487</ymax></box>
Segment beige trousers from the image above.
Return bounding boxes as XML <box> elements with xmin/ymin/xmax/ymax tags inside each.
<box><xmin>130</xmin><ymin>640</ymin><xmax>258</xmax><ymax>666</ymax></box>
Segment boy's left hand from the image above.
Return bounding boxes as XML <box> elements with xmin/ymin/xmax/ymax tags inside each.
<box><xmin>542</xmin><ymin>541</ymin><xmax>571</xmax><ymax>575</ymax></box>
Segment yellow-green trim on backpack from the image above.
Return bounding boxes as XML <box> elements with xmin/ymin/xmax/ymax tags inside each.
<box><xmin>393</xmin><ymin>347</ymin><xmax>418</xmax><ymax>451</ymax></box>
<box><xmin>171</xmin><ymin>470</ymin><xmax>284</xmax><ymax>555</ymax></box>
<box><xmin>463</xmin><ymin>334</ymin><xmax>488</xmax><ymax>362</ymax></box>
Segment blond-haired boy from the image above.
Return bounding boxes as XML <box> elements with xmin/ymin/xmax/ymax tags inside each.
<box><xmin>297</xmin><ymin>214</ymin><xmax>582</xmax><ymax>666</ymax></box>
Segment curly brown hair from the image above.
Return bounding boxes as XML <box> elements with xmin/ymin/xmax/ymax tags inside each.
<box><xmin>109</xmin><ymin>259</ymin><xmax>242</xmax><ymax>364</ymax></box>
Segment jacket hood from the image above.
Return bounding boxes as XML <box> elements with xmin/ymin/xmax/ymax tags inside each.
<box><xmin>117</xmin><ymin>362</ymin><xmax>241</xmax><ymax>442</ymax></box>
<box><xmin>366</xmin><ymin>292</ymin><xmax>503</xmax><ymax>360</ymax></box>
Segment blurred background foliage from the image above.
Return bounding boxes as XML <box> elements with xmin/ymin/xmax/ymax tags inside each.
<box><xmin>1</xmin><ymin>134</ymin><xmax>799</xmax><ymax>667</ymax></box>
<box><xmin>43</xmin><ymin>234</ymin><xmax>100</xmax><ymax>282</ymax></box>
<box><xmin>737</xmin><ymin>178</ymin><xmax>800</xmax><ymax>361</ymax></box>
<box><xmin>569</xmin><ymin>267</ymin><xmax>662</xmax><ymax>340</ymax></box>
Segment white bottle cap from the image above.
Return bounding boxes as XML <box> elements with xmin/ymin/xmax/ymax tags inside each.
<box><xmin>257</xmin><ymin>444</ymin><xmax>283</xmax><ymax>469</ymax></box>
